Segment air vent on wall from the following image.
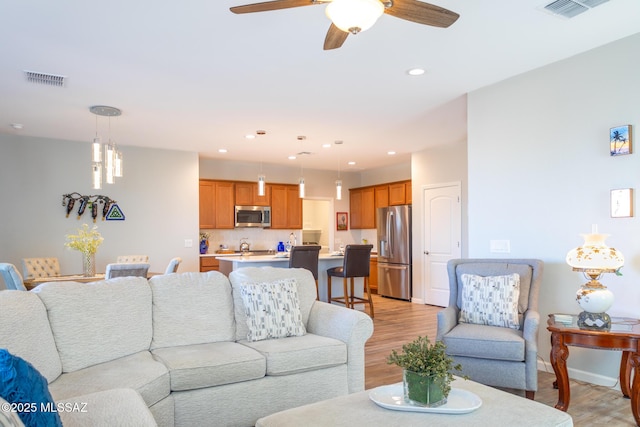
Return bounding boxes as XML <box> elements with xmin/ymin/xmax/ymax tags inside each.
<box><xmin>23</xmin><ymin>70</ymin><xmax>66</xmax><ymax>87</ymax></box>
<box><xmin>543</xmin><ymin>0</ymin><xmax>609</xmax><ymax>18</ymax></box>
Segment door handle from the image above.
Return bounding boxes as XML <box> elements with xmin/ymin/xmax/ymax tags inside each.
<box><xmin>424</xmin><ymin>251</ymin><xmax>429</xmax><ymax>255</ymax></box>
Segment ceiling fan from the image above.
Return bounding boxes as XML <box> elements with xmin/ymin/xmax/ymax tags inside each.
<box><xmin>230</xmin><ymin>0</ymin><xmax>459</xmax><ymax>50</ymax></box>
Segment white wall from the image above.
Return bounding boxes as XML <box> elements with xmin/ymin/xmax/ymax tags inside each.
<box><xmin>467</xmin><ymin>33</ymin><xmax>640</xmax><ymax>385</ymax></box>
<box><xmin>0</xmin><ymin>134</ymin><xmax>200</xmax><ymax>287</ymax></box>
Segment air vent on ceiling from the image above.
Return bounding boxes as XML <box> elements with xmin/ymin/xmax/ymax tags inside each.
<box><xmin>296</xmin><ymin>151</ymin><xmax>313</xmax><ymax>156</ymax></box>
<box><xmin>543</xmin><ymin>0</ymin><xmax>609</xmax><ymax>18</ymax></box>
<box><xmin>24</xmin><ymin>70</ymin><xmax>66</xmax><ymax>87</ymax></box>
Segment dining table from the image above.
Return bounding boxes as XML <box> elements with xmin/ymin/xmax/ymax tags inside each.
<box><xmin>24</xmin><ymin>272</ymin><xmax>161</xmax><ymax>291</ymax></box>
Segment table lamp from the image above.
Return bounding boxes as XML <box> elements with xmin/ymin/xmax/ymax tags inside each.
<box><xmin>565</xmin><ymin>225</ymin><xmax>624</xmax><ymax>329</ymax></box>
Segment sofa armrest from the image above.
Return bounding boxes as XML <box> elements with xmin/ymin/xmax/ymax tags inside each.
<box><xmin>436</xmin><ymin>306</ymin><xmax>458</xmax><ymax>341</ymax></box>
<box><xmin>57</xmin><ymin>388</ymin><xmax>157</xmax><ymax>427</ymax></box>
<box><xmin>306</xmin><ymin>301</ymin><xmax>373</xmax><ymax>393</ymax></box>
<box><xmin>522</xmin><ymin>309</ymin><xmax>540</xmax><ymax>391</ymax></box>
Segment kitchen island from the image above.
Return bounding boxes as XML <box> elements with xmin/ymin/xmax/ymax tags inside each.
<box><xmin>216</xmin><ymin>253</ymin><xmax>351</xmax><ymax>303</ymax></box>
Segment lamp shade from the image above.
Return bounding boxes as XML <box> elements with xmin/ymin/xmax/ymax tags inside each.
<box><xmin>325</xmin><ymin>0</ymin><xmax>384</xmax><ymax>34</ymax></box>
<box><xmin>566</xmin><ymin>232</ymin><xmax>624</xmax><ymax>272</ymax></box>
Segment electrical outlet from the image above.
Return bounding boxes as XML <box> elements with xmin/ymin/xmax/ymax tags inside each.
<box><xmin>184</xmin><ymin>239</ymin><xmax>193</xmax><ymax>248</ymax></box>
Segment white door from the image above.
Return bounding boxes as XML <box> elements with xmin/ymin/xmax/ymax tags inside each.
<box><xmin>423</xmin><ymin>184</ymin><xmax>461</xmax><ymax>307</ymax></box>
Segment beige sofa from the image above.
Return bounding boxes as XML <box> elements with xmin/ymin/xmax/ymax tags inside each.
<box><xmin>0</xmin><ymin>267</ymin><xmax>374</xmax><ymax>427</ymax></box>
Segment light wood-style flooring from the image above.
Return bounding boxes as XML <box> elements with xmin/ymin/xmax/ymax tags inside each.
<box><xmin>361</xmin><ymin>295</ymin><xmax>636</xmax><ymax>426</ymax></box>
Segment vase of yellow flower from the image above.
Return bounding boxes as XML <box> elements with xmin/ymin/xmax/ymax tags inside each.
<box><xmin>65</xmin><ymin>224</ymin><xmax>104</xmax><ymax>277</ymax></box>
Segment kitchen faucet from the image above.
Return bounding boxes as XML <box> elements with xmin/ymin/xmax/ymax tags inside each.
<box><xmin>239</xmin><ymin>238</ymin><xmax>250</xmax><ymax>253</ymax></box>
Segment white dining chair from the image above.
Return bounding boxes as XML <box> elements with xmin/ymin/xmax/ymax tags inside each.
<box><xmin>116</xmin><ymin>255</ymin><xmax>149</xmax><ymax>263</ymax></box>
<box><xmin>164</xmin><ymin>257</ymin><xmax>182</xmax><ymax>274</ymax></box>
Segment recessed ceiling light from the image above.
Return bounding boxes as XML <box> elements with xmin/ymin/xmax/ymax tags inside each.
<box><xmin>245</xmin><ymin>134</ymin><xmax>256</xmax><ymax>139</ymax></box>
<box><xmin>218</xmin><ymin>148</ymin><xmax>228</xmax><ymax>153</ymax></box>
<box><xmin>348</xmin><ymin>161</ymin><xmax>356</xmax><ymax>165</ymax></box>
<box><xmin>10</xmin><ymin>123</ymin><xmax>23</xmax><ymax>130</ymax></box>
<box><xmin>407</xmin><ymin>68</ymin><xmax>425</xmax><ymax>76</ymax></box>
<box><xmin>256</xmin><ymin>130</ymin><xmax>266</xmax><ymax>135</ymax></box>
<box><xmin>322</xmin><ymin>143</ymin><xmax>331</xmax><ymax>148</ymax></box>
<box><xmin>288</xmin><ymin>155</ymin><xmax>296</xmax><ymax>160</ymax></box>
<box><xmin>388</xmin><ymin>151</ymin><xmax>396</xmax><ymax>155</ymax></box>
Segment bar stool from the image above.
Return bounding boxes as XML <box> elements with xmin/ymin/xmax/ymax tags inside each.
<box><xmin>327</xmin><ymin>244</ymin><xmax>374</xmax><ymax>318</ymax></box>
<box><xmin>289</xmin><ymin>245</ymin><xmax>321</xmax><ymax>300</ymax></box>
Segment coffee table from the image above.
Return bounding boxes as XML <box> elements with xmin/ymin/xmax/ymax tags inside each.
<box><xmin>255</xmin><ymin>378</ymin><xmax>573</xmax><ymax>426</ymax></box>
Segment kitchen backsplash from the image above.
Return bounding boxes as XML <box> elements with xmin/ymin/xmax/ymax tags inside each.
<box><xmin>201</xmin><ymin>228</ymin><xmax>304</xmax><ymax>253</ymax></box>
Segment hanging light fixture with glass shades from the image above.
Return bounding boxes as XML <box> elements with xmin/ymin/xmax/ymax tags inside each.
<box><xmin>258</xmin><ymin>174</ymin><xmax>266</xmax><ymax>197</ymax></box>
<box><xmin>89</xmin><ymin>105</ymin><xmax>123</xmax><ymax>190</ymax></box>
<box><xmin>335</xmin><ymin>140</ymin><xmax>343</xmax><ymax>200</ymax></box>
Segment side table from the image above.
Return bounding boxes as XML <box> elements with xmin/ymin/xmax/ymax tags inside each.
<box><xmin>547</xmin><ymin>314</ymin><xmax>640</xmax><ymax>426</ymax></box>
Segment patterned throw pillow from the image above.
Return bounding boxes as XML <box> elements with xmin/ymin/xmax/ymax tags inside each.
<box><xmin>459</xmin><ymin>273</ymin><xmax>521</xmax><ymax>329</ymax></box>
<box><xmin>239</xmin><ymin>279</ymin><xmax>306</xmax><ymax>342</ymax></box>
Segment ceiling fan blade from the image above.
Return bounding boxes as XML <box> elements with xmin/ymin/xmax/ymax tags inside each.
<box><xmin>384</xmin><ymin>0</ymin><xmax>459</xmax><ymax>28</ymax></box>
<box><xmin>230</xmin><ymin>0</ymin><xmax>320</xmax><ymax>14</ymax></box>
<box><xmin>324</xmin><ymin>23</ymin><xmax>349</xmax><ymax>50</ymax></box>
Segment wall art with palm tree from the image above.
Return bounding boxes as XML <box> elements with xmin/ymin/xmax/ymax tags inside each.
<box><xmin>610</xmin><ymin>125</ymin><xmax>633</xmax><ymax>156</ymax></box>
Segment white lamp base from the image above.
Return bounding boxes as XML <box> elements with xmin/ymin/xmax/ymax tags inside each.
<box><xmin>576</xmin><ymin>282</ymin><xmax>614</xmax><ymax>330</ymax></box>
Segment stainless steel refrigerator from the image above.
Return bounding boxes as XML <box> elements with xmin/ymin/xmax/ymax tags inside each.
<box><xmin>376</xmin><ymin>205</ymin><xmax>412</xmax><ymax>300</ymax></box>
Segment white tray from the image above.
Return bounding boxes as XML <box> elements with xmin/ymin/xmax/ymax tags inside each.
<box><xmin>369</xmin><ymin>383</ymin><xmax>482</xmax><ymax>414</ymax></box>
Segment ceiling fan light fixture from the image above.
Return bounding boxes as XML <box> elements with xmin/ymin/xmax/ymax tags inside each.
<box><xmin>325</xmin><ymin>0</ymin><xmax>384</xmax><ymax>34</ymax></box>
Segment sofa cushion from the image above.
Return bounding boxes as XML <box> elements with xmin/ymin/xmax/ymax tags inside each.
<box><xmin>0</xmin><ymin>291</ymin><xmax>61</xmax><ymax>383</ymax></box>
<box><xmin>34</xmin><ymin>278</ymin><xmax>152</xmax><ymax>373</ymax></box>
<box><xmin>239</xmin><ymin>279</ymin><xmax>306</xmax><ymax>342</ymax></box>
<box><xmin>459</xmin><ymin>273</ymin><xmax>520</xmax><ymax>329</ymax></box>
<box><xmin>57</xmin><ymin>389</ymin><xmax>157</xmax><ymax>427</ymax></box>
<box><xmin>49</xmin><ymin>351</ymin><xmax>169</xmax><ymax>407</ymax></box>
<box><xmin>239</xmin><ymin>333</ymin><xmax>347</xmax><ymax>375</ymax></box>
<box><xmin>442</xmin><ymin>323</ymin><xmax>525</xmax><ymax>362</ymax></box>
<box><xmin>229</xmin><ymin>267</ymin><xmax>318</xmax><ymax>342</ymax></box>
<box><xmin>152</xmin><ymin>342</ymin><xmax>266</xmax><ymax>391</ymax></box>
<box><xmin>455</xmin><ymin>262</ymin><xmax>532</xmax><ymax>314</ymax></box>
<box><xmin>0</xmin><ymin>349</ymin><xmax>62</xmax><ymax>427</ymax></box>
<box><xmin>149</xmin><ymin>272</ymin><xmax>235</xmax><ymax>349</ymax></box>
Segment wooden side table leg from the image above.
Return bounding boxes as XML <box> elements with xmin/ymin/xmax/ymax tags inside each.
<box><xmin>629</xmin><ymin>352</ymin><xmax>640</xmax><ymax>426</ymax></box>
<box><xmin>550</xmin><ymin>331</ymin><xmax>571</xmax><ymax>411</ymax></box>
<box><xmin>621</xmin><ymin>351</ymin><xmax>632</xmax><ymax>398</ymax></box>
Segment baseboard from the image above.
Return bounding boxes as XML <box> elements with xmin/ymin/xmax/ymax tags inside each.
<box><xmin>536</xmin><ymin>359</ymin><xmax>621</xmax><ymax>391</ymax></box>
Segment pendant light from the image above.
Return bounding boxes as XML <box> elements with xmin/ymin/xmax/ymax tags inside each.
<box><xmin>257</xmin><ymin>162</ymin><xmax>265</xmax><ymax>196</ymax></box>
<box><xmin>335</xmin><ymin>140</ymin><xmax>343</xmax><ymax>200</ymax></box>
<box><xmin>89</xmin><ymin>105</ymin><xmax>123</xmax><ymax>189</ymax></box>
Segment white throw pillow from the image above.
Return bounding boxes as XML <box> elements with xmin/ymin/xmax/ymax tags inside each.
<box><xmin>459</xmin><ymin>273</ymin><xmax>521</xmax><ymax>329</ymax></box>
<box><xmin>239</xmin><ymin>278</ymin><xmax>306</xmax><ymax>341</ymax></box>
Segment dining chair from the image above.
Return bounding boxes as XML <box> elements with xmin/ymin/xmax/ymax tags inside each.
<box><xmin>289</xmin><ymin>245</ymin><xmax>321</xmax><ymax>300</ymax></box>
<box><xmin>327</xmin><ymin>244</ymin><xmax>374</xmax><ymax>317</ymax></box>
<box><xmin>116</xmin><ymin>255</ymin><xmax>149</xmax><ymax>263</ymax></box>
<box><xmin>105</xmin><ymin>263</ymin><xmax>150</xmax><ymax>279</ymax></box>
<box><xmin>21</xmin><ymin>257</ymin><xmax>61</xmax><ymax>280</ymax></box>
<box><xmin>0</xmin><ymin>263</ymin><xmax>27</xmax><ymax>291</ymax></box>
<box><xmin>164</xmin><ymin>257</ymin><xmax>182</xmax><ymax>274</ymax></box>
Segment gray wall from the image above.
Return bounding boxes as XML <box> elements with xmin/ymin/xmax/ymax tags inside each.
<box><xmin>0</xmin><ymin>134</ymin><xmax>199</xmax><ymax>287</ymax></box>
<box><xmin>467</xmin><ymin>32</ymin><xmax>640</xmax><ymax>385</ymax></box>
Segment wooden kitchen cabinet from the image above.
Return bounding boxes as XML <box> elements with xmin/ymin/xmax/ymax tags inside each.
<box><xmin>349</xmin><ymin>187</ymin><xmax>375</xmax><ymax>229</ymax></box>
<box><xmin>199</xmin><ymin>180</ymin><xmax>215</xmax><ymax>229</ymax></box>
<box><xmin>374</xmin><ymin>185</ymin><xmax>389</xmax><ymax>210</ymax></box>
<box><xmin>270</xmin><ymin>184</ymin><xmax>302</xmax><ymax>229</ymax></box>
<box><xmin>200</xmin><ymin>257</ymin><xmax>219</xmax><ymax>272</ymax></box>
<box><xmin>389</xmin><ymin>181</ymin><xmax>411</xmax><ymax>205</ymax></box>
<box><xmin>235</xmin><ymin>182</ymin><xmax>271</xmax><ymax>206</ymax></box>
<box><xmin>369</xmin><ymin>256</ymin><xmax>378</xmax><ymax>294</ymax></box>
<box><xmin>199</xmin><ymin>180</ymin><xmax>235</xmax><ymax>229</ymax></box>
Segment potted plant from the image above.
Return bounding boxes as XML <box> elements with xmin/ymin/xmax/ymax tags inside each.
<box><xmin>387</xmin><ymin>336</ymin><xmax>464</xmax><ymax>407</ymax></box>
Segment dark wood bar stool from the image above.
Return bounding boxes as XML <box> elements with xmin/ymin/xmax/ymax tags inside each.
<box><xmin>289</xmin><ymin>245</ymin><xmax>321</xmax><ymax>300</ymax></box>
<box><xmin>327</xmin><ymin>244</ymin><xmax>374</xmax><ymax>318</ymax></box>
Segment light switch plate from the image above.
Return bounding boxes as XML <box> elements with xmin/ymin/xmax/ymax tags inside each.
<box><xmin>490</xmin><ymin>240</ymin><xmax>511</xmax><ymax>253</ymax></box>
<box><xmin>184</xmin><ymin>239</ymin><xmax>193</xmax><ymax>248</ymax></box>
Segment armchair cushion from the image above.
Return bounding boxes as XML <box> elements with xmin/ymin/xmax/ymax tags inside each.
<box><xmin>239</xmin><ymin>279</ymin><xmax>306</xmax><ymax>342</ymax></box>
<box><xmin>455</xmin><ymin>263</ymin><xmax>532</xmax><ymax>314</ymax></box>
<box><xmin>442</xmin><ymin>323</ymin><xmax>525</xmax><ymax>361</ymax></box>
<box><xmin>459</xmin><ymin>273</ymin><xmax>520</xmax><ymax>329</ymax></box>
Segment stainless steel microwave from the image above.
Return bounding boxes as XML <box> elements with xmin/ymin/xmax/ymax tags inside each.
<box><xmin>235</xmin><ymin>206</ymin><xmax>271</xmax><ymax>228</ymax></box>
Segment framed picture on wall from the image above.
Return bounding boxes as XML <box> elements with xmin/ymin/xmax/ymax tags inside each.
<box><xmin>610</xmin><ymin>125</ymin><xmax>632</xmax><ymax>156</ymax></box>
<box><xmin>611</xmin><ymin>188</ymin><xmax>633</xmax><ymax>218</ymax></box>
<box><xmin>337</xmin><ymin>212</ymin><xmax>348</xmax><ymax>231</ymax></box>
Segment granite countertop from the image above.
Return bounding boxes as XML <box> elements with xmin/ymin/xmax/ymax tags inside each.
<box><xmin>215</xmin><ymin>253</ymin><xmax>347</xmax><ymax>263</ymax></box>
